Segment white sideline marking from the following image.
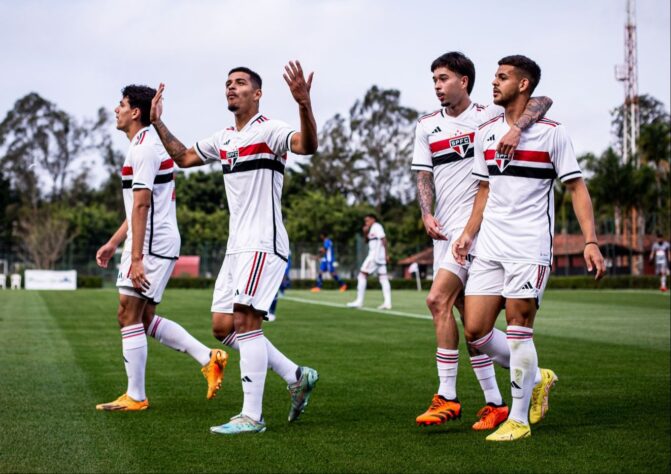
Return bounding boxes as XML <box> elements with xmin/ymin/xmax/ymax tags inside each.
<box><xmin>283</xmin><ymin>296</ymin><xmax>432</xmax><ymax>321</ymax></box>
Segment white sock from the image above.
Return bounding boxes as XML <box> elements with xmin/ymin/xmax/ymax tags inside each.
<box><xmin>470</xmin><ymin>328</ymin><xmax>510</xmax><ymax>368</ymax></box>
<box><xmin>662</xmin><ymin>276</ymin><xmax>667</xmax><ymax>289</ymax></box>
<box><xmin>221</xmin><ymin>331</ymin><xmax>298</xmax><ymax>384</ymax></box>
<box><xmin>121</xmin><ymin>323</ymin><xmax>147</xmax><ymax>401</ymax></box>
<box><xmin>506</xmin><ymin>325</ymin><xmax>538</xmax><ymax>425</ymax></box>
<box><xmin>470</xmin><ymin>354</ymin><xmax>503</xmax><ymax>405</ymax></box>
<box><xmin>436</xmin><ymin>348</ymin><xmax>458</xmax><ymax>400</ymax></box>
<box><xmin>148</xmin><ymin>315</ymin><xmax>210</xmax><ymax>366</ymax></box>
<box><xmin>356</xmin><ymin>273</ymin><xmax>367</xmax><ymax>303</ymax></box>
<box><xmin>238</xmin><ymin>329</ymin><xmax>268</xmax><ymax>422</ymax></box>
<box><xmin>379</xmin><ymin>274</ymin><xmax>391</xmax><ymax>306</ymax></box>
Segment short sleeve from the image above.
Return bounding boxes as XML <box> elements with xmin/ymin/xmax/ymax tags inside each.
<box><xmin>553</xmin><ymin>125</ymin><xmax>582</xmax><ymax>183</ymax></box>
<box><xmin>471</xmin><ymin>130</ymin><xmax>489</xmax><ymax>181</ymax></box>
<box><xmin>374</xmin><ymin>223</ymin><xmax>386</xmax><ymax>239</ymax></box>
<box><xmin>479</xmin><ymin>104</ymin><xmax>505</xmax><ymax>124</ymax></box>
<box><xmin>193</xmin><ymin>132</ymin><xmax>222</xmax><ymax>164</ymax></box>
<box><xmin>411</xmin><ymin>121</ymin><xmax>433</xmax><ymax>173</ymax></box>
<box><xmin>130</xmin><ymin>145</ymin><xmax>160</xmax><ymax>191</ymax></box>
<box><xmin>265</xmin><ymin>120</ymin><xmax>296</xmax><ymax>156</ymax></box>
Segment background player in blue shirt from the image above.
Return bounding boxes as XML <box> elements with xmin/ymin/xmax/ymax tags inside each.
<box><xmin>312</xmin><ymin>231</ymin><xmax>347</xmax><ymax>292</ymax></box>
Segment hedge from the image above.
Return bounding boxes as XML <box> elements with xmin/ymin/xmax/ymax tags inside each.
<box><xmin>77</xmin><ymin>275</ymin><xmax>103</xmax><ymax>288</ymax></box>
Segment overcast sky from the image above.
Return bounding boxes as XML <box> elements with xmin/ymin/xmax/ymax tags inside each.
<box><xmin>1</xmin><ymin>0</ymin><xmax>669</xmax><ymax>173</ymax></box>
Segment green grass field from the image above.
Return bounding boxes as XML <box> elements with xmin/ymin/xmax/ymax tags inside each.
<box><xmin>1</xmin><ymin>288</ymin><xmax>669</xmax><ymax>473</ymax></box>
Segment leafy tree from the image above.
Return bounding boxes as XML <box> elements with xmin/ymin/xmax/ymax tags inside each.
<box><xmin>0</xmin><ymin>93</ymin><xmax>114</xmax><ymax>206</ymax></box>
<box><xmin>17</xmin><ymin>205</ymin><xmax>77</xmax><ymax>269</ymax></box>
<box><xmin>349</xmin><ymin>86</ymin><xmax>419</xmax><ymax>211</ymax></box>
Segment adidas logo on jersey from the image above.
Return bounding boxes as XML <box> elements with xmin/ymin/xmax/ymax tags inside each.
<box><xmin>494</xmin><ymin>151</ymin><xmax>512</xmax><ymax>172</ymax></box>
<box><xmin>432</xmin><ymin>126</ymin><xmax>442</xmax><ymax>134</ymax></box>
<box><xmin>486</xmin><ymin>134</ymin><xmax>496</xmax><ymax>142</ymax></box>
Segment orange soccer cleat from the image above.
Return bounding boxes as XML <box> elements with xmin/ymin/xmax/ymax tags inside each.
<box><xmin>416</xmin><ymin>394</ymin><xmax>461</xmax><ymax>426</ymax></box>
<box><xmin>472</xmin><ymin>403</ymin><xmax>509</xmax><ymax>431</ymax></box>
<box><xmin>96</xmin><ymin>393</ymin><xmax>149</xmax><ymax>411</ymax></box>
<box><xmin>201</xmin><ymin>349</ymin><xmax>229</xmax><ymax>400</ymax></box>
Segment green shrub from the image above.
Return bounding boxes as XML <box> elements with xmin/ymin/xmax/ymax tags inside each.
<box><xmin>77</xmin><ymin>275</ymin><xmax>103</xmax><ymax>288</ymax></box>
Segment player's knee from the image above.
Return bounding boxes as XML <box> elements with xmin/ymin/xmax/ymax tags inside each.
<box><xmin>116</xmin><ymin>303</ymin><xmax>132</xmax><ymax>328</ymax></box>
<box><xmin>426</xmin><ymin>292</ymin><xmax>449</xmax><ymax>317</ymax></box>
<box><xmin>463</xmin><ymin>324</ymin><xmax>484</xmax><ymax>343</ymax></box>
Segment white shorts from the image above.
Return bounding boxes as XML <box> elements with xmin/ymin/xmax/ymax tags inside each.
<box><xmin>360</xmin><ymin>255</ymin><xmax>387</xmax><ymax>275</ymax></box>
<box><xmin>433</xmin><ymin>229</ymin><xmax>476</xmax><ymax>285</ymax></box>
<box><xmin>117</xmin><ymin>251</ymin><xmax>176</xmax><ymax>304</ymax></box>
<box><xmin>211</xmin><ymin>251</ymin><xmax>286</xmax><ymax>314</ymax></box>
<box><xmin>465</xmin><ymin>257</ymin><xmax>551</xmax><ymax>308</ymax></box>
<box><xmin>655</xmin><ymin>263</ymin><xmax>669</xmax><ymax>275</ymax></box>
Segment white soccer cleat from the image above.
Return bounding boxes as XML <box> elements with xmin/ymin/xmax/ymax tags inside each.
<box><xmin>377</xmin><ymin>303</ymin><xmax>392</xmax><ymax>310</ymax></box>
<box><xmin>346</xmin><ymin>301</ymin><xmax>363</xmax><ymax>308</ymax></box>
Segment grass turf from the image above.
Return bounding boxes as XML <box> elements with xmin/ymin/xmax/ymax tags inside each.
<box><xmin>0</xmin><ymin>288</ymin><xmax>668</xmax><ymax>473</ymax></box>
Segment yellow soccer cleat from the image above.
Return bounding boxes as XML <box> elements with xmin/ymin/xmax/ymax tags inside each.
<box><xmin>530</xmin><ymin>368</ymin><xmax>558</xmax><ymax>424</ymax></box>
<box><xmin>201</xmin><ymin>349</ymin><xmax>229</xmax><ymax>400</ymax></box>
<box><xmin>96</xmin><ymin>393</ymin><xmax>149</xmax><ymax>411</ymax></box>
<box><xmin>416</xmin><ymin>395</ymin><xmax>461</xmax><ymax>426</ymax></box>
<box><xmin>485</xmin><ymin>419</ymin><xmax>530</xmax><ymax>441</ymax></box>
<box><xmin>472</xmin><ymin>403</ymin><xmax>509</xmax><ymax>431</ymax></box>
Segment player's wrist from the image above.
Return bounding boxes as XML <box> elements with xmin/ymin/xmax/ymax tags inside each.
<box><xmin>584</xmin><ymin>241</ymin><xmax>599</xmax><ymax>248</ymax></box>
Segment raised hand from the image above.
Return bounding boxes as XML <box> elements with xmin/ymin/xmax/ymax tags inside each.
<box><xmin>150</xmin><ymin>83</ymin><xmax>165</xmax><ymax>124</ymax></box>
<box><xmin>496</xmin><ymin>126</ymin><xmax>521</xmax><ymax>157</ymax></box>
<box><xmin>283</xmin><ymin>60</ymin><xmax>313</xmax><ymax>106</ymax></box>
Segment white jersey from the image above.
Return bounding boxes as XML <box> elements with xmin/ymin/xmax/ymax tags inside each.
<box><xmin>411</xmin><ymin>103</ymin><xmax>503</xmax><ymax>232</ymax></box>
<box><xmin>472</xmin><ymin>115</ymin><xmax>581</xmax><ymax>265</ymax></box>
<box><xmin>652</xmin><ymin>241</ymin><xmax>670</xmax><ymax>265</ymax></box>
<box><xmin>194</xmin><ymin>113</ymin><xmax>296</xmax><ymax>260</ymax></box>
<box><xmin>121</xmin><ymin>127</ymin><xmax>180</xmax><ymax>259</ymax></box>
<box><xmin>366</xmin><ymin>222</ymin><xmax>387</xmax><ymax>263</ymax></box>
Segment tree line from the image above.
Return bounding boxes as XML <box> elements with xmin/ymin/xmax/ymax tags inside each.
<box><xmin>0</xmin><ymin>89</ymin><xmax>668</xmax><ymax>270</ymax></box>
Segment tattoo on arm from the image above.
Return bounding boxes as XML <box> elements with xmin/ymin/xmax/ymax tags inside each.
<box><xmin>416</xmin><ymin>171</ymin><xmax>435</xmax><ymax>216</ymax></box>
<box><xmin>515</xmin><ymin>96</ymin><xmax>553</xmax><ymax>130</ymax></box>
<box><xmin>153</xmin><ymin>120</ymin><xmax>187</xmax><ymax>161</ymax></box>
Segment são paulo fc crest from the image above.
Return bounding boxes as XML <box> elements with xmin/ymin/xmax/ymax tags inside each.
<box><xmin>449</xmin><ymin>133</ymin><xmax>474</xmax><ymax>158</ymax></box>
<box><xmin>227</xmin><ymin>150</ymin><xmax>239</xmax><ymax>168</ymax></box>
<box><xmin>495</xmin><ymin>151</ymin><xmax>512</xmax><ymax>172</ymax></box>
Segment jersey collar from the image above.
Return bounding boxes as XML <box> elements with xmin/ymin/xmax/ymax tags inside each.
<box><xmin>130</xmin><ymin>126</ymin><xmax>150</xmax><ymax>144</ymax></box>
<box><xmin>237</xmin><ymin>112</ymin><xmax>264</xmax><ymax>132</ymax></box>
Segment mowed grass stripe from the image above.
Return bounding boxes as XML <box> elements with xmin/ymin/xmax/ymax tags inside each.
<box><xmin>1</xmin><ymin>289</ymin><xmax>668</xmax><ymax>473</ymax></box>
<box><xmin>0</xmin><ymin>292</ymin><xmax>138</xmax><ymax>473</ymax></box>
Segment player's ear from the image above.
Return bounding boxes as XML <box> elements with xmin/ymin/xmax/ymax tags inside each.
<box><xmin>254</xmin><ymin>88</ymin><xmax>263</xmax><ymax>101</ymax></box>
<box><xmin>130</xmin><ymin>107</ymin><xmax>141</xmax><ymax>122</ymax></box>
<box><xmin>519</xmin><ymin>77</ymin><xmax>530</xmax><ymax>94</ymax></box>
<box><xmin>461</xmin><ymin>75</ymin><xmax>469</xmax><ymax>91</ymax></box>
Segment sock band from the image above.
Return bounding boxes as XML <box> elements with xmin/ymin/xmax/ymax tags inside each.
<box><xmin>222</xmin><ymin>331</ymin><xmax>238</xmax><ymax>346</ymax></box>
<box><xmin>506</xmin><ymin>326</ymin><xmax>534</xmax><ymax>341</ymax></box>
<box><xmin>121</xmin><ymin>323</ymin><xmax>145</xmax><ymax>340</ymax></box>
<box><xmin>471</xmin><ymin>330</ymin><xmax>494</xmax><ymax>349</ymax></box>
<box><xmin>470</xmin><ymin>354</ymin><xmax>494</xmax><ymax>369</ymax></box>
<box><xmin>237</xmin><ymin>329</ymin><xmax>264</xmax><ymax>343</ymax></box>
<box><xmin>148</xmin><ymin>316</ymin><xmax>163</xmax><ymax>337</ymax></box>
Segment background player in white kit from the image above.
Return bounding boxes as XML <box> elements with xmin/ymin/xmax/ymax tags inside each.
<box><xmin>150</xmin><ymin>62</ymin><xmax>319</xmax><ymax>434</ymax></box>
<box><xmin>650</xmin><ymin>232</ymin><xmax>670</xmax><ymax>291</ymax></box>
<box><xmin>95</xmin><ymin>85</ymin><xmax>227</xmax><ymax>411</ymax></box>
<box><xmin>453</xmin><ymin>55</ymin><xmax>605</xmax><ymax>441</ymax></box>
<box><xmin>412</xmin><ymin>52</ymin><xmax>553</xmax><ymax>430</ymax></box>
<box><xmin>347</xmin><ymin>214</ymin><xmax>392</xmax><ymax>309</ymax></box>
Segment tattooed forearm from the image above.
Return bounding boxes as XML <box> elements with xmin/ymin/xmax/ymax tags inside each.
<box><xmin>416</xmin><ymin>171</ymin><xmax>435</xmax><ymax>216</ymax></box>
<box><xmin>514</xmin><ymin>96</ymin><xmax>553</xmax><ymax>130</ymax></box>
<box><xmin>153</xmin><ymin>120</ymin><xmax>187</xmax><ymax>163</ymax></box>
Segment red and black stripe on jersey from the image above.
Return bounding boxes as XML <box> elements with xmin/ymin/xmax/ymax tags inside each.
<box><xmin>217</xmin><ymin>142</ymin><xmax>287</xmax><ymax>175</ymax></box>
<box><xmin>484</xmin><ymin>150</ymin><xmax>556</xmax><ymax>179</ymax></box>
<box><xmin>430</xmin><ymin>132</ymin><xmax>476</xmax><ymax>167</ymax></box>
<box><xmin>121</xmin><ymin>159</ymin><xmax>175</xmax><ymax>188</ymax></box>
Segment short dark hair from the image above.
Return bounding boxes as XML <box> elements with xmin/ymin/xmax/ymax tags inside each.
<box><xmin>431</xmin><ymin>52</ymin><xmax>476</xmax><ymax>95</ymax></box>
<box><xmin>657</xmin><ymin>231</ymin><xmax>664</xmax><ymax>238</ymax></box>
<box><xmin>364</xmin><ymin>213</ymin><xmax>377</xmax><ymax>221</ymax></box>
<box><xmin>121</xmin><ymin>85</ymin><xmax>156</xmax><ymax>126</ymax></box>
<box><xmin>228</xmin><ymin>67</ymin><xmax>262</xmax><ymax>89</ymax></box>
<box><xmin>498</xmin><ymin>55</ymin><xmax>541</xmax><ymax>95</ymax></box>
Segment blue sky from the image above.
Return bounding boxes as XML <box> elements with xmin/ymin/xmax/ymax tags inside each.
<box><xmin>0</xmin><ymin>0</ymin><xmax>669</xmax><ymax>169</ymax></box>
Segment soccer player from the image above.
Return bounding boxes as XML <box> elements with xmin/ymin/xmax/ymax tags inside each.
<box><xmin>347</xmin><ymin>214</ymin><xmax>392</xmax><ymax>309</ymax></box>
<box><xmin>267</xmin><ymin>252</ymin><xmax>292</xmax><ymax>322</ymax></box>
<box><xmin>453</xmin><ymin>55</ymin><xmax>605</xmax><ymax>441</ymax></box>
<box><xmin>412</xmin><ymin>52</ymin><xmax>553</xmax><ymax>430</ymax></box>
<box><xmin>650</xmin><ymin>232</ymin><xmax>670</xmax><ymax>291</ymax></box>
<box><xmin>312</xmin><ymin>231</ymin><xmax>347</xmax><ymax>292</ymax></box>
<box><xmin>95</xmin><ymin>85</ymin><xmax>227</xmax><ymax>411</ymax></box>
<box><xmin>150</xmin><ymin>62</ymin><xmax>319</xmax><ymax>434</ymax></box>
